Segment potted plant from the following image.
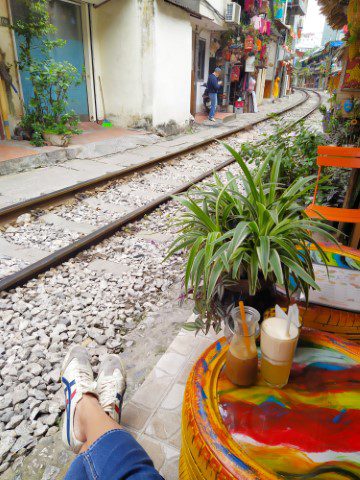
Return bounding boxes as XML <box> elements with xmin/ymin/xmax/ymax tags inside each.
<box><xmin>167</xmin><ymin>145</ymin><xmax>337</xmax><ymax>334</ymax></box>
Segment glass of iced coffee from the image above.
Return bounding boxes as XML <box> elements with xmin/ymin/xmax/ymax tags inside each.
<box><xmin>260</xmin><ymin>316</ymin><xmax>299</xmax><ymax>388</ymax></box>
<box><xmin>224</xmin><ymin>306</ymin><xmax>259</xmax><ymax>387</ymax></box>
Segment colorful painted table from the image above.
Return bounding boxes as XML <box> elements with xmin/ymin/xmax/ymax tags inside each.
<box><xmin>180</xmin><ymin>329</ymin><xmax>360</xmax><ymax>480</ymax></box>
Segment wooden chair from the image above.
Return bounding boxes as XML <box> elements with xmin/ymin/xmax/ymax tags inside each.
<box><xmin>305</xmin><ymin>146</ymin><xmax>360</xmax><ymax>248</ymax></box>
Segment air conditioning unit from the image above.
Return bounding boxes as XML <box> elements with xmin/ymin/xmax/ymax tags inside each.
<box><xmin>225</xmin><ymin>2</ymin><xmax>241</xmax><ymax>25</ymax></box>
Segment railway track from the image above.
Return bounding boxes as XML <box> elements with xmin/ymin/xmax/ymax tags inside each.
<box><xmin>0</xmin><ymin>88</ymin><xmax>321</xmax><ymax>292</ymax></box>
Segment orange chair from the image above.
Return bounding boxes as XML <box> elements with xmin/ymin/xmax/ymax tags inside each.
<box><xmin>305</xmin><ymin>146</ymin><xmax>360</xmax><ymax>225</ymax></box>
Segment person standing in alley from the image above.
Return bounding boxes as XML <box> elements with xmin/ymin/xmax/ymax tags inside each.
<box><xmin>207</xmin><ymin>67</ymin><xmax>222</xmax><ymax>122</ymax></box>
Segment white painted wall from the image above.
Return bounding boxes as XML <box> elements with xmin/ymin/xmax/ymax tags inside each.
<box><xmin>92</xmin><ymin>0</ymin><xmax>153</xmax><ymax>126</ymax></box>
<box><xmin>93</xmin><ymin>0</ymin><xmax>193</xmax><ymax>128</ymax></box>
<box><xmin>200</xmin><ymin>0</ymin><xmax>226</xmax><ymax>24</ymax></box>
<box><xmin>153</xmin><ymin>0</ymin><xmax>192</xmax><ymax>126</ymax></box>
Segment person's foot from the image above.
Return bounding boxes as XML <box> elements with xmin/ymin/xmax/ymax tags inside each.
<box><xmin>208</xmin><ymin>117</ymin><xmax>216</xmax><ymax>122</ymax></box>
<box><xmin>61</xmin><ymin>346</ymin><xmax>97</xmax><ymax>453</ymax></box>
<box><xmin>97</xmin><ymin>355</ymin><xmax>127</xmax><ymax>423</ymax></box>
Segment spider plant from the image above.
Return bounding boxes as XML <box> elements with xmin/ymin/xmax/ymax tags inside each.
<box><xmin>167</xmin><ymin>144</ymin><xmax>337</xmax><ymax>334</ymax></box>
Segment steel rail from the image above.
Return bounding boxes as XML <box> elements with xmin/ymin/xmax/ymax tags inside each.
<box><xmin>0</xmin><ymin>89</ymin><xmax>310</xmax><ymax>222</ymax></box>
<box><xmin>0</xmin><ymin>89</ymin><xmax>321</xmax><ymax>292</ymax></box>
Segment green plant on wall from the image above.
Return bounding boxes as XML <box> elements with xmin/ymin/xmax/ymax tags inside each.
<box><xmin>11</xmin><ymin>0</ymin><xmax>81</xmax><ymax>146</ymax></box>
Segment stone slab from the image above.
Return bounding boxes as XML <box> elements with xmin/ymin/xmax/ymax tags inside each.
<box><xmin>87</xmin><ymin>259</ymin><xmax>130</xmax><ymax>277</ymax></box>
<box><xmin>82</xmin><ymin>197</ymin><xmax>130</xmax><ymax>214</ymax></box>
<box><xmin>39</xmin><ymin>213</ymin><xmax>94</xmax><ymax>235</ymax></box>
<box><xmin>0</xmin><ymin>237</ymin><xmax>49</xmax><ymax>263</ymax></box>
<box><xmin>0</xmin><ymin>167</ymin><xmax>90</xmax><ymax>200</ymax></box>
<box><xmin>133</xmin><ymin>145</ymin><xmax>175</xmax><ymax>159</ymax></box>
<box><xmin>135</xmin><ymin>231</ymin><xmax>173</xmax><ymax>243</ymax></box>
<box><xmin>59</xmin><ymin>159</ymin><xmax>123</xmax><ymax>176</ymax></box>
<box><xmin>94</xmin><ymin>152</ymin><xmax>144</xmax><ymax>167</ymax></box>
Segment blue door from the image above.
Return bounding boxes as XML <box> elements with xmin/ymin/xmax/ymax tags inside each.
<box><xmin>11</xmin><ymin>0</ymin><xmax>89</xmax><ymax>120</ymax></box>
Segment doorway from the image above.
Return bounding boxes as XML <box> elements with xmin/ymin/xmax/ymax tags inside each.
<box><xmin>10</xmin><ymin>0</ymin><xmax>89</xmax><ymax>120</ymax></box>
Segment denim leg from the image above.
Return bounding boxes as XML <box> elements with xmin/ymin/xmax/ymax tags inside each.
<box><xmin>65</xmin><ymin>429</ymin><xmax>164</xmax><ymax>480</ymax></box>
<box><xmin>209</xmin><ymin>93</ymin><xmax>217</xmax><ymax>119</ymax></box>
<box><xmin>64</xmin><ymin>455</ymin><xmax>88</xmax><ymax>479</ymax></box>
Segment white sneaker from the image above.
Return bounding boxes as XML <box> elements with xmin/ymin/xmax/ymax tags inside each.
<box><xmin>208</xmin><ymin>118</ymin><xmax>216</xmax><ymax>122</ymax></box>
<box><xmin>60</xmin><ymin>346</ymin><xmax>97</xmax><ymax>453</ymax></box>
<box><xmin>97</xmin><ymin>355</ymin><xmax>127</xmax><ymax>423</ymax></box>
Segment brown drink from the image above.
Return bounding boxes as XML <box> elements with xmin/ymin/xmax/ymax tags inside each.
<box><xmin>224</xmin><ymin>306</ymin><xmax>259</xmax><ymax>387</ymax></box>
<box><xmin>225</xmin><ymin>349</ymin><xmax>258</xmax><ymax>386</ymax></box>
<box><xmin>260</xmin><ymin>317</ymin><xmax>299</xmax><ymax>388</ymax></box>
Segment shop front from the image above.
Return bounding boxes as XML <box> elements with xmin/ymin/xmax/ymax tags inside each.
<box><xmin>200</xmin><ymin>2</ymin><xmax>274</xmax><ymax>116</ymax></box>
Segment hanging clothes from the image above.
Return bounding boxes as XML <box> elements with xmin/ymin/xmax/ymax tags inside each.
<box><xmin>251</xmin><ymin>91</ymin><xmax>259</xmax><ymax>112</ymax></box>
<box><xmin>260</xmin><ymin>44</ymin><xmax>267</xmax><ymax>60</ymax></box>
<box><xmin>245</xmin><ymin>55</ymin><xmax>256</xmax><ymax>72</ymax></box>
<box><xmin>266</xmin><ymin>20</ymin><xmax>271</xmax><ymax>35</ymax></box>
<box><xmin>251</xmin><ymin>15</ymin><xmax>262</xmax><ymax>30</ymax></box>
<box><xmin>244</xmin><ymin>0</ymin><xmax>255</xmax><ymax>11</ymax></box>
<box><xmin>273</xmin><ymin>77</ymin><xmax>280</xmax><ymax>98</ymax></box>
<box><xmin>244</xmin><ymin>36</ymin><xmax>254</xmax><ymax>51</ymax></box>
<box><xmin>231</xmin><ymin>65</ymin><xmax>241</xmax><ymax>83</ymax></box>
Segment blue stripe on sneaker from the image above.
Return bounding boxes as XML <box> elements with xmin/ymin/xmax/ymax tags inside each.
<box><xmin>62</xmin><ymin>377</ymin><xmax>76</xmax><ymax>446</ymax></box>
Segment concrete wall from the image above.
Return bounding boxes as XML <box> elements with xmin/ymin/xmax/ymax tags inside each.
<box><xmin>0</xmin><ymin>0</ymin><xmax>23</xmax><ymax>134</ymax></box>
<box><xmin>92</xmin><ymin>0</ymin><xmax>154</xmax><ymax>127</ymax></box>
<box><xmin>153</xmin><ymin>1</ymin><xmax>192</xmax><ymax>126</ymax></box>
<box><xmin>93</xmin><ymin>0</ymin><xmax>192</xmax><ymax>129</ymax></box>
<box><xmin>200</xmin><ymin>0</ymin><xmax>226</xmax><ymax>23</ymax></box>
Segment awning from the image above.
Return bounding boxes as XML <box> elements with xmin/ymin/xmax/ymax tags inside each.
<box><xmin>164</xmin><ymin>0</ymin><xmax>202</xmax><ymax>18</ymax></box>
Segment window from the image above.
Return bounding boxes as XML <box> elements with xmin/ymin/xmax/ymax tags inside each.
<box><xmin>197</xmin><ymin>38</ymin><xmax>206</xmax><ymax>81</ymax></box>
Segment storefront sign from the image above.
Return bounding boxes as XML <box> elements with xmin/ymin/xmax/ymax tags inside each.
<box><xmin>0</xmin><ymin>17</ymin><xmax>9</xmax><ymax>27</ymax></box>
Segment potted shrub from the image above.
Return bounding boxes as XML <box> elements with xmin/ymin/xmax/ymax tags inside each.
<box><xmin>43</xmin><ymin>124</ymin><xmax>73</xmax><ymax>147</ymax></box>
<box><xmin>167</xmin><ymin>145</ymin><xmax>337</xmax><ymax>334</ymax></box>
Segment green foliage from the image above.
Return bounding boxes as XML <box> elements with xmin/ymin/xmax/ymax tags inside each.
<box><xmin>321</xmin><ymin>98</ymin><xmax>360</xmax><ymax>148</ymax></box>
<box><xmin>11</xmin><ymin>0</ymin><xmax>81</xmax><ymax>146</ymax></box>
<box><xmin>167</xmin><ymin>145</ymin><xmax>337</xmax><ymax>334</ymax></box>
<box><xmin>238</xmin><ymin>118</ymin><xmax>349</xmax><ymax>207</ymax></box>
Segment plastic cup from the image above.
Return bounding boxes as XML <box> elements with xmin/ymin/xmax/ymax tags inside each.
<box><xmin>260</xmin><ymin>317</ymin><xmax>299</xmax><ymax>388</ymax></box>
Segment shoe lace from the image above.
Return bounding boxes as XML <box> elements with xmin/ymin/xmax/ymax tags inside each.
<box><xmin>97</xmin><ymin>377</ymin><xmax>117</xmax><ymax>410</ymax></box>
<box><xmin>77</xmin><ymin>363</ymin><xmax>97</xmax><ymax>395</ymax></box>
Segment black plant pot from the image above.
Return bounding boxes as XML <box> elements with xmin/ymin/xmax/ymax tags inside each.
<box><xmin>221</xmin><ymin>279</ymin><xmax>277</xmax><ymax>318</ymax></box>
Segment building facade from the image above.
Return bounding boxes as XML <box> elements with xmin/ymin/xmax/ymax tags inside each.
<box><xmin>0</xmin><ymin>0</ymin><xmax>304</xmax><ymax>138</ymax></box>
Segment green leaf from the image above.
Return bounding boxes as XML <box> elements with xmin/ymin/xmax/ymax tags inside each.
<box><xmin>207</xmin><ymin>260</ymin><xmax>224</xmax><ymax>300</ymax></box>
<box><xmin>257</xmin><ymin>236</ymin><xmax>270</xmax><ymax>278</ymax></box>
<box><xmin>184</xmin><ymin>237</ymin><xmax>203</xmax><ymax>292</ymax></box>
<box><xmin>222</xmin><ymin>143</ymin><xmax>259</xmax><ymax>202</ymax></box>
<box><xmin>281</xmin><ymin>256</ymin><xmax>320</xmax><ymax>290</ymax></box>
<box><xmin>269</xmin><ymin>249</ymin><xmax>284</xmax><ymax>285</ymax></box>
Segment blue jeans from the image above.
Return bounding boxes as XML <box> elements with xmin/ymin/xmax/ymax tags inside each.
<box><xmin>65</xmin><ymin>430</ymin><xmax>164</xmax><ymax>480</ymax></box>
<box><xmin>209</xmin><ymin>93</ymin><xmax>217</xmax><ymax>119</ymax></box>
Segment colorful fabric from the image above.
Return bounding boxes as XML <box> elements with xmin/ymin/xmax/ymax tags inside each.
<box><xmin>244</xmin><ymin>35</ymin><xmax>254</xmax><ymax>51</ymax></box>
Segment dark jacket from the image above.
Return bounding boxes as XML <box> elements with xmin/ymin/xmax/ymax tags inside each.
<box><xmin>207</xmin><ymin>73</ymin><xmax>220</xmax><ymax>94</ymax></box>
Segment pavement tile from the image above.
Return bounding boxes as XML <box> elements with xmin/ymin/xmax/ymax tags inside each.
<box><xmin>131</xmin><ymin>367</ymin><xmax>173</xmax><ymax>410</ymax></box>
<box><xmin>137</xmin><ymin>435</ymin><xmax>179</xmax><ymax>474</ymax></box>
<box><xmin>160</xmin><ymin>383</ymin><xmax>185</xmax><ymax>411</ymax></box>
<box><xmin>167</xmin><ymin>332</ymin><xmax>197</xmax><ymax>356</ymax></box>
<box><xmin>145</xmin><ymin>408</ymin><xmax>182</xmax><ymax>442</ymax></box>
<box><xmin>156</xmin><ymin>352</ymin><xmax>188</xmax><ymax>376</ymax></box>
<box><xmin>177</xmin><ymin>360</ymin><xmax>195</xmax><ymax>385</ymax></box>
<box><xmin>121</xmin><ymin>402</ymin><xmax>153</xmax><ymax>432</ymax></box>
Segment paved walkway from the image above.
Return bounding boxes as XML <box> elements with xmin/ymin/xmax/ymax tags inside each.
<box><xmin>0</xmin><ymin>313</ymin><xmax>216</xmax><ymax>480</ymax></box>
<box><xmin>0</xmin><ymin>93</ymin><xmax>304</xmax><ymax>210</ymax></box>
